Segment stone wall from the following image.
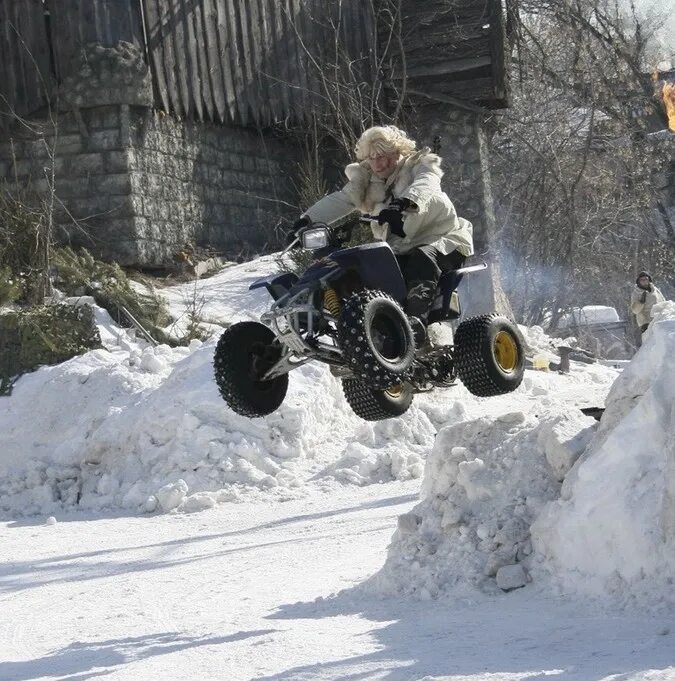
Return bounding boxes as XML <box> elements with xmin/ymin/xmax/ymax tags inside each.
<box><xmin>0</xmin><ymin>105</ymin><xmax>298</xmax><ymax>267</ymax></box>
<box><xmin>127</xmin><ymin>109</ymin><xmax>297</xmax><ymax>264</ymax></box>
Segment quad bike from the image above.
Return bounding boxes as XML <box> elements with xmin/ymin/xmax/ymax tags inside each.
<box><xmin>213</xmin><ymin>211</ymin><xmax>525</xmax><ymax>421</ymax></box>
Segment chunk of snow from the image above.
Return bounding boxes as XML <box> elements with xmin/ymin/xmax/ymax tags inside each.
<box><xmin>156</xmin><ymin>479</ymin><xmax>189</xmax><ymax>512</ymax></box>
<box><xmin>496</xmin><ymin>564</ymin><xmax>529</xmax><ymax>590</ymax></box>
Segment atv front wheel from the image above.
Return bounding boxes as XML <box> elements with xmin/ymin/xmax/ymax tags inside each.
<box><xmin>337</xmin><ymin>290</ymin><xmax>415</xmax><ymax>390</ymax></box>
<box><xmin>213</xmin><ymin>322</ymin><xmax>288</xmax><ymax>417</ymax></box>
<box><xmin>342</xmin><ymin>379</ymin><xmax>414</xmax><ymax>421</ymax></box>
<box><xmin>454</xmin><ymin>314</ymin><xmax>524</xmax><ymax>396</ymax></box>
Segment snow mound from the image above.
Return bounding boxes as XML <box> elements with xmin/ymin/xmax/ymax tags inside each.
<box><xmin>0</xmin><ymin>255</ymin><xmax>624</xmax><ymax>519</ymax></box>
<box><xmin>0</xmin><ymin>339</ymin><xmax>357</xmax><ymax>515</ymax></box>
<box><xmin>366</xmin><ymin>409</ymin><xmax>596</xmax><ymax>599</ymax></box>
<box><xmin>369</xmin><ymin>309</ymin><xmax>675</xmax><ymax>608</ymax></box>
<box><xmin>321</xmin><ymin>410</ymin><xmax>434</xmax><ymax>485</ymax></box>
<box><xmin>532</xmin><ymin>315</ymin><xmax>675</xmax><ymax>608</ymax></box>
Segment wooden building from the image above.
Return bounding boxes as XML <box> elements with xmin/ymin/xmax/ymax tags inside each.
<box><xmin>1</xmin><ymin>0</ymin><xmax>512</xmax><ymax>291</ymax></box>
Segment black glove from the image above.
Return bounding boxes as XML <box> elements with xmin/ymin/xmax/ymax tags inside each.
<box><xmin>377</xmin><ymin>198</ymin><xmax>412</xmax><ymax>238</ymax></box>
<box><xmin>293</xmin><ymin>216</ymin><xmax>310</xmax><ymax>232</ymax></box>
<box><xmin>286</xmin><ymin>216</ymin><xmax>310</xmax><ymax>244</ymax></box>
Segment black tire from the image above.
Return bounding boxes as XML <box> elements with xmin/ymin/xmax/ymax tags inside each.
<box><xmin>213</xmin><ymin>322</ymin><xmax>288</xmax><ymax>417</ymax></box>
<box><xmin>337</xmin><ymin>290</ymin><xmax>415</xmax><ymax>390</ymax></box>
<box><xmin>342</xmin><ymin>379</ymin><xmax>414</xmax><ymax>421</ymax></box>
<box><xmin>454</xmin><ymin>314</ymin><xmax>524</xmax><ymax>397</ymax></box>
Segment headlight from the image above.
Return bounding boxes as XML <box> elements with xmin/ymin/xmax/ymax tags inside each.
<box><xmin>302</xmin><ymin>227</ymin><xmax>329</xmax><ymax>250</ymax></box>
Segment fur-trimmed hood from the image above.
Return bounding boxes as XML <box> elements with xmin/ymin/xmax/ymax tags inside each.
<box><xmin>343</xmin><ymin>148</ymin><xmax>443</xmax><ymax>213</ymax></box>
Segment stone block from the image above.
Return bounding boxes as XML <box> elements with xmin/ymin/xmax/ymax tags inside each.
<box><xmin>228</xmin><ymin>152</ymin><xmax>243</xmax><ymax>170</ymax></box>
<box><xmin>71</xmin><ymin>152</ymin><xmax>104</xmax><ymax>175</ymax></box>
<box><xmin>56</xmin><ymin>176</ymin><xmax>90</xmax><ymax>197</ymax></box>
<box><xmin>92</xmin><ymin>173</ymin><xmax>132</xmax><ymax>195</ymax></box>
<box><xmin>87</xmin><ymin>129</ymin><xmax>120</xmax><ymax>151</ymax></box>
<box><xmin>98</xmin><ymin>217</ymin><xmax>136</xmax><ymax>240</ymax></box>
<box><xmin>54</xmin><ymin>134</ymin><xmax>84</xmax><ymax>154</ymax></box>
<box><xmin>129</xmin><ymin>172</ymin><xmax>148</xmax><ymax>193</ymax></box>
<box><xmin>10</xmin><ymin>158</ymin><xmax>36</xmax><ymax>178</ymax></box>
<box><xmin>24</xmin><ymin>138</ymin><xmax>52</xmax><ymax>159</ymax></box>
<box><xmin>108</xmin><ymin>239</ymin><xmax>141</xmax><ymax>265</ymax></box>
<box><xmin>102</xmin><ymin>107</ymin><xmax>121</xmax><ymax>128</ymax></box>
<box><xmin>29</xmin><ymin>178</ymin><xmax>51</xmax><ymax>193</ymax></box>
<box><xmin>255</xmin><ymin>157</ymin><xmax>270</xmax><ymax>173</ymax></box>
<box><xmin>104</xmin><ymin>150</ymin><xmax>129</xmax><ymax>173</ymax></box>
<box><xmin>106</xmin><ymin>195</ymin><xmax>135</xmax><ymax>217</ymax></box>
<box><xmin>128</xmin><ymin>194</ymin><xmax>145</xmax><ymax>216</ymax></box>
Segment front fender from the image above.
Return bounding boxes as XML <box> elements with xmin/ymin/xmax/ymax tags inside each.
<box><xmin>329</xmin><ymin>242</ymin><xmax>406</xmax><ymax>302</ymax></box>
<box><xmin>250</xmin><ymin>272</ymin><xmax>299</xmax><ymax>300</ymax></box>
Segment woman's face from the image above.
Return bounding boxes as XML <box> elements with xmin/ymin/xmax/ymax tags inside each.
<box><xmin>366</xmin><ymin>149</ymin><xmax>399</xmax><ymax>178</ymax></box>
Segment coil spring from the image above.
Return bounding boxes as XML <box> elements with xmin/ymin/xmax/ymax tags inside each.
<box><xmin>323</xmin><ymin>288</ymin><xmax>341</xmax><ymax>316</ymax></box>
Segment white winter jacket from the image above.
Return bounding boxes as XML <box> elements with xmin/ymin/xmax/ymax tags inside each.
<box><xmin>630</xmin><ymin>284</ymin><xmax>665</xmax><ymax>327</ymax></box>
<box><xmin>303</xmin><ymin>148</ymin><xmax>474</xmax><ymax>257</ymax></box>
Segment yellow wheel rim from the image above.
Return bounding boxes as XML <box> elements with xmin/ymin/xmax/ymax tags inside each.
<box><xmin>385</xmin><ymin>384</ymin><xmax>404</xmax><ymax>398</ymax></box>
<box><xmin>494</xmin><ymin>331</ymin><xmax>519</xmax><ymax>372</ymax></box>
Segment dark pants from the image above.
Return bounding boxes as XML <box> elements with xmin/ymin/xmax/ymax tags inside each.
<box><xmin>396</xmin><ymin>245</ymin><xmax>466</xmax><ymax>319</ymax></box>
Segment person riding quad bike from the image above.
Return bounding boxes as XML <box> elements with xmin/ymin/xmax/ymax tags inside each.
<box><xmin>299</xmin><ymin>125</ymin><xmax>474</xmax><ymax>343</ymax></box>
<box><xmin>213</xmin><ymin>126</ymin><xmax>525</xmax><ymax>421</ymax></box>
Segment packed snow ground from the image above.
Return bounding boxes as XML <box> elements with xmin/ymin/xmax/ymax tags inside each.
<box><xmin>1</xmin><ymin>257</ymin><xmax>674</xmax><ymax>679</ymax></box>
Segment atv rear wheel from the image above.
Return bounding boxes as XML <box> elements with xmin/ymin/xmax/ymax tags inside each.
<box><xmin>337</xmin><ymin>290</ymin><xmax>415</xmax><ymax>390</ymax></box>
<box><xmin>342</xmin><ymin>378</ymin><xmax>414</xmax><ymax>421</ymax></box>
<box><xmin>454</xmin><ymin>314</ymin><xmax>524</xmax><ymax>396</ymax></box>
<box><xmin>213</xmin><ymin>321</ymin><xmax>288</xmax><ymax>417</ymax></box>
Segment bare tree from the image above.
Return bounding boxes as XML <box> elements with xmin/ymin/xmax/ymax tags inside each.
<box><xmin>491</xmin><ymin>0</ymin><xmax>674</xmax><ymax>328</ymax></box>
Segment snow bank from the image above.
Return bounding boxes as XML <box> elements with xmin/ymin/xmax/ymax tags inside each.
<box><xmin>0</xmin><ymin>254</ymin><xmax>445</xmax><ymax>516</ymax></box>
<box><xmin>0</xmin><ymin>255</ymin><xmax>622</xmax><ymax>522</ymax></box>
<box><xmin>532</xmin><ymin>314</ymin><xmax>675</xmax><ymax>608</ymax></box>
<box><xmin>0</xmin><ymin>336</ymin><xmax>355</xmax><ymax>515</ymax></box>
<box><xmin>367</xmin><ymin>409</ymin><xmax>596</xmax><ymax>598</ymax></box>
<box><xmin>370</xmin><ymin>309</ymin><xmax>675</xmax><ymax>607</ymax></box>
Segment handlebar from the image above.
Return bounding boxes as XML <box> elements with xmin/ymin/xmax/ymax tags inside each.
<box><xmin>282</xmin><ymin>211</ymin><xmax>389</xmax><ymax>254</ymax></box>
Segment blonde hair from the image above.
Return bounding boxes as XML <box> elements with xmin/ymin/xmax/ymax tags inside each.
<box><xmin>354</xmin><ymin>125</ymin><xmax>417</xmax><ymax>161</ymax></box>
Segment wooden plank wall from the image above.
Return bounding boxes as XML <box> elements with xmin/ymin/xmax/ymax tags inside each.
<box><xmin>46</xmin><ymin>0</ymin><xmax>145</xmax><ymax>79</ymax></box>
<box><xmin>396</xmin><ymin>0</ymin><xmax>508</xmax><ymax>108</ymax></box>
<box><xmin>0</xmin><ymin>0</ymin><xmax>51</xmax><ymax>130</ymax></box>
<box><xmin>142</xmin><ymin>0</ymin><xmax>375</xmax><ymax>126</ymax></box>
<box><xmin>0</xmin><ymin>0</ymin><xmax>145</xmax><ymax>129</ymax></box>
<box><xmin>0</xmin><ymin>0</ymin><xmax>374</xmax><ymax>128</ymax></box>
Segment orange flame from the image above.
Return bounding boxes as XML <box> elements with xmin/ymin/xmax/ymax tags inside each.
<box><xmin>663</xmin><ymin>82</ymin><xmax>675</xmax><ymax>132</ymax></box>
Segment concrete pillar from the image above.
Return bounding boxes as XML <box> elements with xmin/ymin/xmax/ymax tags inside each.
<box><xmin>411</xmin><ymin>104</ymin><xmax>513</xmax><ymax>319</ymax></box>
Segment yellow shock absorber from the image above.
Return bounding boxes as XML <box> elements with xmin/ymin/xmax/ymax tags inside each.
<box><xmin>323</xmin><ymin>287</ymin><xmax>341</xmax><ymax>316</ymax></box>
